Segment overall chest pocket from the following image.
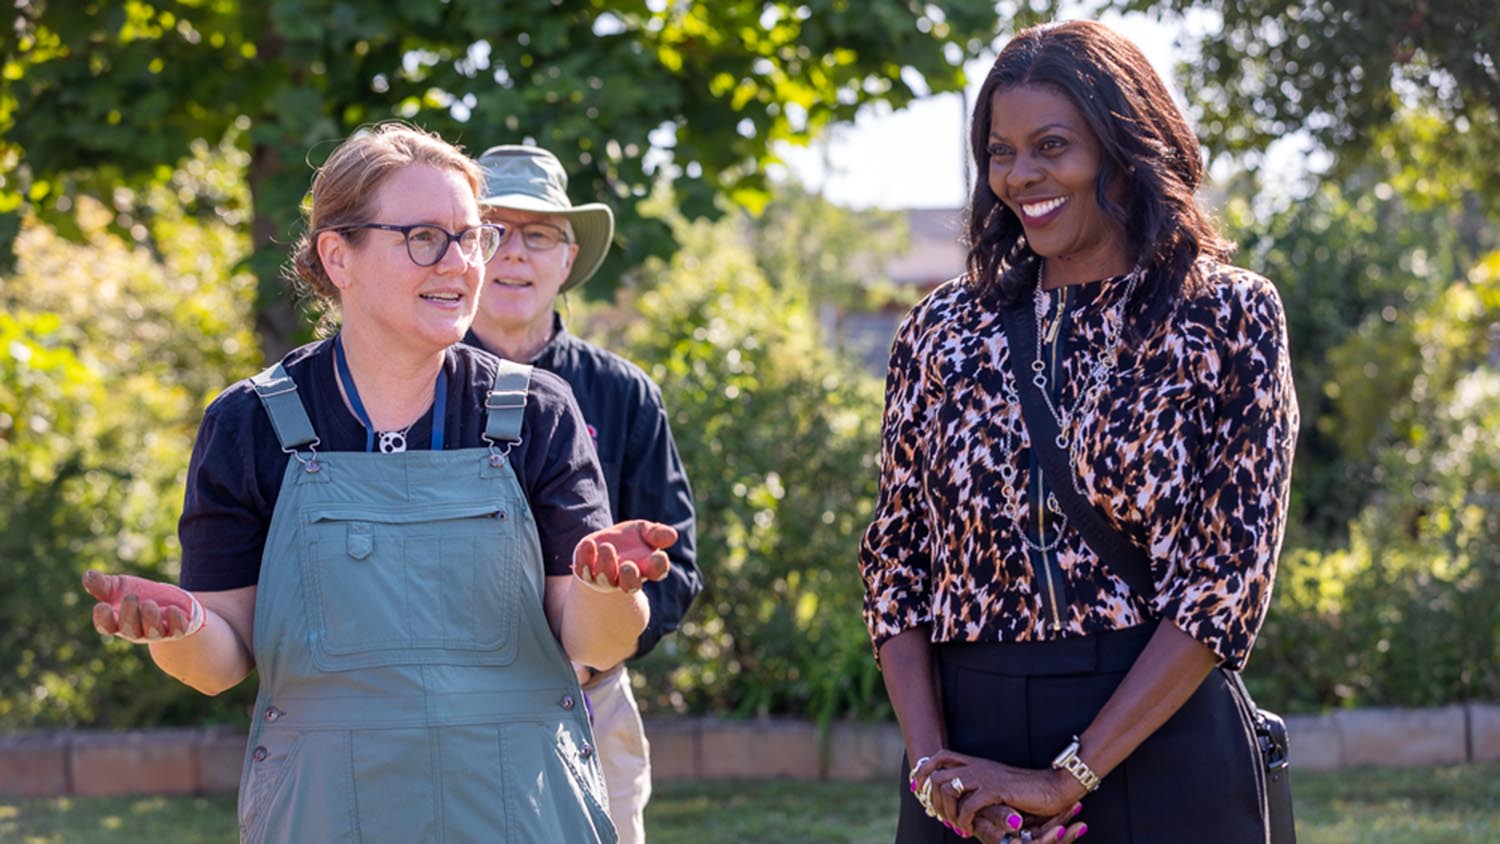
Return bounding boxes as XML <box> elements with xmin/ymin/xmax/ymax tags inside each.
<box><xmin>300</xmin><ymin>501</ymin><xmax>521</xmax><ymax>672</ymax></box>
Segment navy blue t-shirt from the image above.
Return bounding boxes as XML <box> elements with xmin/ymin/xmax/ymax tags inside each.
<box><xmin>178</xmin><ymin>338</ymin><xmax>612</xmax><ymax>591</ymax></box>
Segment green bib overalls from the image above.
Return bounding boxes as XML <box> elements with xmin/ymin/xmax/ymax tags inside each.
<box><xmin>236</xmin><ymin>359</ymin><xmax>615</xmax><ymax>843</ymax></box>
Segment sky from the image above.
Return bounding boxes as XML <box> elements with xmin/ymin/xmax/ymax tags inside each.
<box><xmin>771</xmin><ymin>10</ymin><xmax>1210</xmax><ymax>210</ymax></box>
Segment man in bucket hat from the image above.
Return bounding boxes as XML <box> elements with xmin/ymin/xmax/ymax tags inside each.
<box><xmin>466</xmin><ymin>144</ymin><xmax>700</xmax><ymax>844</ymax></box>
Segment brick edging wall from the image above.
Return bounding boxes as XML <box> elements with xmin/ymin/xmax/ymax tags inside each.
<box><xmin>0</xmin><ymin>725</ymin><xmax>246</xmax><ymax>798</ymax></box>
<box><xmin>4</xmin><ymin>704</ymin><xmax>1499</xmax><ymax>798</ymax></box>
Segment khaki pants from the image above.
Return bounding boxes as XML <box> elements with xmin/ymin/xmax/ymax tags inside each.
<box><xmin>581</xmin><ymin>664</ymin><xmax>652</xmax><ymax>844</ymax></box>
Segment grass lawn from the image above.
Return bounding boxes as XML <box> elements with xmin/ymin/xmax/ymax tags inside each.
<box><xmin>1291</xmin><ymin>764</ymin><xmax>1500</xmax><ymax>843</ymax></box>
<box><xmin>2</xmin><ymin>764</ymin><xmax>1496</xmax><ymax>843</ymax></box>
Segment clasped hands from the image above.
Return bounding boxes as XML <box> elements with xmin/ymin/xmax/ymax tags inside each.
<box><xmin>911</xmin><ymin>751</ymin><xmax>1089</xmax><ymax>843</ymax></box>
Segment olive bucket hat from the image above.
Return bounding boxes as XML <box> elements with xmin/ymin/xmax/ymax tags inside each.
<box><xmin>475</xmin><ymin>145</ymin><xmax>615</xmax><ymax>292</ymax></box>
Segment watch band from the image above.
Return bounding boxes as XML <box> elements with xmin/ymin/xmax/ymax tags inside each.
<box><xmin>1051</xmin><ymin>736</ymin><xmax>1102</xmax><ymax>792</ymax></box>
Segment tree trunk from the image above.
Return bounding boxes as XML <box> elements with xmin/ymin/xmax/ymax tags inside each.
<box><xmin>249</xmin><ymin>138</ymin><xmax>302</xmax><ymax>363</ymax></box>
<box><xmin>248</xmin><ymin>24</ymin><xmax>302</xmax><ymax>363</ymax></box>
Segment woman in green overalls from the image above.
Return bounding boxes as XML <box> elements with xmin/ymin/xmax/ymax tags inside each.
<box><xmin>81</xmin><ymin>122</ymin><xmax>673</xmax><ymax>843</ymax></box>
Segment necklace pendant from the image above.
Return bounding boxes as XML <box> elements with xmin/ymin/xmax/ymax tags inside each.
<box><xmin>378</xmin><ymin>430</ymin><xmax>408</xmax><ymax>453</ymax></box>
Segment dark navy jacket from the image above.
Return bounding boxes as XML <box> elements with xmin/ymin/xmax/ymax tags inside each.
<box><xmin>466</xmin><ymin>315</ymin><xmax>700</xmax><ymax>659</ymax></box>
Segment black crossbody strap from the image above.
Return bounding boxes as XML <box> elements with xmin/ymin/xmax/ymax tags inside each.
<box><xmin>997</xmin><ymin>298</ymin><xmax>1156</xmax><ymax>599</ymax></box>
<box><xmin>1002</xmin><ymin>293</ymin><xmax>1292</xmax><ymax>832</ymax></box>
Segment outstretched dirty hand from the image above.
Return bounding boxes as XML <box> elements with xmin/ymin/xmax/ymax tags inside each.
<box><xmin>572</xmin><ymin>519</ymin><xmax>677</xmax><ymax>593</ymax></box>
<box><xmin>83</xmin><ymin>569</ymin><xmax>205</xmax><ymax>643</ymax></box>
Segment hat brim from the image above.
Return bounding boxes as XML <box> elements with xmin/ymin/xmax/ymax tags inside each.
<box><xmin>480</xmin><ymin>194</ymin><xmax>614</xmax><ymax>292</ymax></box>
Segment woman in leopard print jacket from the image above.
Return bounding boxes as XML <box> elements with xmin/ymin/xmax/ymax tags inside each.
<box><xmin>861</xmin><ymin>20</ymin><xmax>1297</xmax><ymax>844</ymax></box>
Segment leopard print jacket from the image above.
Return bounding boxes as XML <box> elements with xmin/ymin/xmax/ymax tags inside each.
<box><xmin>859</xmin><ymin>259</ymin><xmax>1298</xmax><ymax>671</ymax></box>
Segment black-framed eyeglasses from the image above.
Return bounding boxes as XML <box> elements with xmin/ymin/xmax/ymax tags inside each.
<box><xmin>493</xmin><ymin>222</ymin><xmax>574</xmax><ymax>253</ymax></box>
<box><xmin>335</xmin><ymin>222</ymin><xmax>506</xmax><ymax>267</ymax></box>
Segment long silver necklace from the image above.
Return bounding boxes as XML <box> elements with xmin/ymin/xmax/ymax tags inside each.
<box><xmin>1000</xmin><ymin>260</ymin><xmax>1141</xmax><ymax>551</ymax></box>
<box><xmin>1030</xmin><ymin>261</ymin><xmax>1140</xmax><ymax>463</ymax></box>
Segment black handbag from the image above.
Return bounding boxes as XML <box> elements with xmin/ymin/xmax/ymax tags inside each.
<box><xmin>998</xmin><ymin>296</ymin><xmax>1296</xmax><ymax>843</ymax></box>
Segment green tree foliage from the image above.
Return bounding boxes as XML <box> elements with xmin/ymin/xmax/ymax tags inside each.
<box><xmin>1253</xmin><ymin>254</ymin><xmax>1500</xmax><ymax>710</ymax></box>
<box><xmin>1221</xmin><ymin>146</ymin><xmax>1500</xmax><ymax>710</ymax></box>
<box><xmin>585</xmin><ymin>203</ymin><xmax>889</xmax><ymax>723</ymax></box>
<box><xmin>0</xmin><ymin>150</ymin><xmax>260</xmax><ymax>729</ymax></box>
<box><xmin>2</xmin><ymin>0</ymin><xmax>1004</xmax><ymax>352</ymax></box>
<box><xmin>746</xmin><ymin>179</ymin><xmax>910</xmax><ymax>308</ymax></box>
<box><xmin>1087</xmin><ymin>0</ymin><xmax>1500</xmax><ymax>207</ymax></box>
<box><xmin>745</xmin><ymin>179</ymin><xmax>926</xmax><ymax>370</ymax></box>
<box><xmin>1223</xmin><ymin>171</ymin><xmax>1493</xmax><ymax>542</ymax></box>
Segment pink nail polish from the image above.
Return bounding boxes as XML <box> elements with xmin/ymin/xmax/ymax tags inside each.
<box><xmin>1072</xmin><ymin>803</ymin><xmax>1082</xmax><ymax>817</ymax></box>
<box><xmin>1008</xmin><ymin>813</ymin><xmax>1023</xmax><ymax>831</ymax></box>
<box><xmin>1078</xmin><ymin>823</ymin><xmax>1089</xmax><ymax>838</ymax></box>
<box><xmin>1057</xmin><ymin>828</ymin><xmax>1067</xmax><ymax>841</ymax></box>
<box><xmin>909</xmin><ymin>779</ymin><xmax>916</xmax><ymax>792</ymax></box>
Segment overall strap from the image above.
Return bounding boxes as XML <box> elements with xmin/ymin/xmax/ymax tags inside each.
<box><xmin>484</xmin><ymin>359</ymin><xmax>533</xmax><ymax>444</ymax></box>
<box><xmin>250</xmin><ymin>362</ymin><xmax>319</xmax><ymax>452</ymax></box>
<box><xmin>998</xmin><ymin>300</ymin><xmax>1156</xmax><ymax>599</ymax></box>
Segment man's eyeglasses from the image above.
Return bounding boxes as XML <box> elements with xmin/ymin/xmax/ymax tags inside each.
<box><xmin>335</xmin><ymin>222</ymin><xmax>506</xmax><ymax>267</ymax></box>
<box><xmin>492</xmin><ymin>222</ymin><xmax>574</xmax><ymax>254</ymax></box>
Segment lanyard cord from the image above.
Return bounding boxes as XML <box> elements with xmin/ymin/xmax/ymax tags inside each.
<box><xmin>334</xmin><ymin>335</ymin><xmax>448</xmax><ymax>452</ymax></box>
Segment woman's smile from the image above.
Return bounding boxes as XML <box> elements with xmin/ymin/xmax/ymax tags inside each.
<box><xmin>1019</xmin><ymin>195</ymin><xmax>1069</xmax><ymax>225</ymax></box>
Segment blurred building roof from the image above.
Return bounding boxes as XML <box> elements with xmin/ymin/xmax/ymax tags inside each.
<box><xmin>884</xmin><ymin>207</ymin><xmax>967</xmax><ymax>288</ymax></box>
<box><xmin>832</xmin><ymin>206</ymin><xmax>968</xmax><ymax>373</ymax></box>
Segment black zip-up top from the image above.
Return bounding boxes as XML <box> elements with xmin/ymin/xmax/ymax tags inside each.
<box><xmin>467</xmin><ymin>314</ymin><xmax>700</xmax><ymax>658</ymax></box>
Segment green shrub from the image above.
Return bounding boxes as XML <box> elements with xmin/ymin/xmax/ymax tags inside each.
<box><xmin>1252</xmin><ymin>255</ymin><xmax>1500</xmax><ymax>711</ymax></box>
<box><xmin>1</xmin><ymin>170</ymin><xmax>260</xmax><ymax>728</ymax></box>
<box><xmin>591</xmin><ymin>211</ymin><xmax>891</xmax><ymax>723</ymax></box>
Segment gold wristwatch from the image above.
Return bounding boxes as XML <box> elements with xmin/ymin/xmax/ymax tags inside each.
<box><xmin>1050</xmin><ymin>735</ymin><xmax>1101</xmax><ymax>792</ymax></box>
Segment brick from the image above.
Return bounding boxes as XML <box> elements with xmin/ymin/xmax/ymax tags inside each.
<box><xmin>0</xmin><ymin>731</ymin><xmax>70</xmax><ymax>797</ymax></box>
<box><xmin>825</xmin><ymin>721</ymin><xmax>903</xmax><ymax>782</ymax></box>
<box><xmin>1335</xmin><ymin>706</ymin><xmax>1466</xmax><ymax>767</ymax></box>
<box><xmin>697</xmin><ymin>718</ymin><xmax>819</xmax><ymax>779</ymax></box>
<box><xmin>195</xmin><ymin>727</ymin><xmax>247</xmax><ymax>794</ymax></box>
<box><xmin>1285</xmin><ymin>714</ymin><xmax>1341</xmax><ymax>771</ymax></box>
<box><xmin>643</xmin><ymin>718</ymin><xmax>698</xmax><ymax>781</ymax></box>
<box><xmin>0</xmin><ymin>699</ymin><xmax>1487</xmax><ymax>800</ymax></box>
<box><xmin>71</xmin><ymin>729</ymin><xmax>199</xmax><ymax>797</ymax></box>
<box><xmin>1468</xmin><ymin>702</ymin><xmax>1500</xmax><ymax>763</ymax></box>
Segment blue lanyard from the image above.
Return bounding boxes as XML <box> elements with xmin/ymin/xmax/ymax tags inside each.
<box><xmin>334</xmin><ymin>335</ymin><xmax>447</xmax><ymax>452</ymax></box>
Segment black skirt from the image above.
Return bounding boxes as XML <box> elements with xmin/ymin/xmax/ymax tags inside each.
<box><xmin>895</xmin><ymin>625</ymin><xmax>1268</xmax><ymax>844</ymax></box>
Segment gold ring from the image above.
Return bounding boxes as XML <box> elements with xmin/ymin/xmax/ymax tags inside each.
<box><xmin>950</xmin><ymin>776</ymin><xmax>967</xmax><ymax>795</ymax></box>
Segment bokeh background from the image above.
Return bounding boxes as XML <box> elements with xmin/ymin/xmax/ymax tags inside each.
<box><xmin>3</xmin><ymin>0</ymin><xmax>1497</xmax><ymax>737</ymax></box>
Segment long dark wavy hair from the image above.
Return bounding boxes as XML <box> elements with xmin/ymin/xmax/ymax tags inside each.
<box><xmin>965</xmin><ymin>20</ymin><xmax>1232</xmax><ymax>339</ymax></box>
